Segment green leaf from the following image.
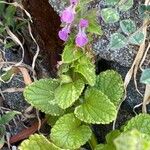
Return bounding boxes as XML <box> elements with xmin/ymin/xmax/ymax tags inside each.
<box><xmin>4</xmin><ymin>41</ymin><xmax>16</xmax><ymax>49</ymax></box>
<box><xmin>124</xmin><ymin>114</ymin><xmax>150</xmax><ymax>135</ymax></box>
<box><xmin>0</xmin><ymin>67</ymin><xmax>16</xmax><ymax>83</ymax></box>
<box><xmin>109</xmin><ymin>33</ymin><xmax>127</xmax><ymax>49</ymax></box>
<box><xmin>19</xmin><ymin>134</ymin><xmax>62</xmax><ymax>150</ymax></box>
<box><xmin>140</xmin><ymin>69</ymin><xmax>150</xmax><ymax>85</ymax></box>
<box><xmin>0</xmin><ymin>26</ymin><xmax>5</xmax><ymax>34</ymax></box>
<box><xmin>138</xmin><ymin>4</ymin><xmax>150</xmax><ymax>19</ymax></box>
<box><xmin>0</xmin><ymin>0</ymin><xmax>5</xmax><ymax>16</ymax></box>
<box><xmin>75</xmin><ymin>88</ymin><xmax>117</xmax><ymax>124</ymax></box>
<box><xmin>4</xmin><ymin>5</ymin><xmax>16</xmax><ymax>27</ymax></box>
<box><xmin>101</xmin><ymin>8</ymin><xmax>119</xmax><ymax>24</ymax></box>
<box><xmin>57</xmin><ymin>63</ymin><xmax>70</xmax><ymax>76</ymax></box>
<box><xmin>55</xmin><ymin>79</ymin><xmax>85</xmax><ymax>109</ymax></box>
<box><xmin>114</xmin><ymin>129</ymin><xmax>150</xmax><ymax>150</ymax></box>
<box><xmin>119</xmin><ymin>0</ymin><xmax>134</xmax><ymax>12</ymax></box>
<box><xmin>106</xmin><ymin>130</ymin><xmax>121</xmax><ymax>144</ymax></box>
<box><xmin>0</xmin><ymin>111</ymin><xmax>20</xmax><ymax>125</ymax></box>
<box><xmin>59</xmin><ymin>74</ymin><xmax>72</xmax><ymax>84</ymax></box>
<box><xmin>0</xmin><ymin>126</ymin><xmax>5</xmax><ymax>149</ymax></box>
<box><xmin>94</xmin><ymin>70</ymin><xmax>124</xmax><ymax>106</ymax></box>
<box><xmin>87</xmin><ymin>20</ymin><xmax>103</xmax><ymax>35</ymax></box>
<box><xmin>0</xmin><ymin>136</ymin><xmax>4</xmax><ymax>150</ymax></box>
<box><xmin>105</xmin><ymin>0</ymin><xmax>119</xmax><ymax>6</ymax></box>
<box><xmin>24</xmin><ymin>79</ymin><xmax>64</xmax><ymax>116</ymax></box>
<box><xmin>129</xmin><ymin>32</ymin><xmax>145</xmax><ymax>45</ymax></box>
<box><xmin>73</xmin><ymin>55</ymin><xmax>96</xmax><ymax>86</ymax></box>
<box><xmin>120</xmin><ymin>19</ymin><xmax>136</xmax><ymax>35</ymax></box>
<box><xmin>95</xmin><ymin>130</ymin><xmax>120</xmax><ymax>150</ymax></box>
<box><xmin>95</xmin><ymin>144</ymin><xmax>105</xmax><ymax>150</ymax></box>
<box><xmin>62</xmin><ymin>44</ymin><xmax>83</xmax><ymax>63</ymax></box>
<box><xmin>51</xmin><ymin>113</ymin><xmax>92</xmax><ymax>149</ymax></box>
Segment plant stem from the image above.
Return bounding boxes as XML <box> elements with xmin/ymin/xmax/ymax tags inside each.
<box><xmin>88</xmin><ymin>132</ymin><xmax>98</xmax><ymax>150</ymax></box>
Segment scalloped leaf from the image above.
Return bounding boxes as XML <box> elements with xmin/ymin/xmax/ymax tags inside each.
<box><xmin>19</xmin><ymin>134</ymin><xmax>62</xmax><ymax>150</ymax></box>
<box><xmin>55</xmin><ymin>79</ymin><xmax>84</xmax><ymax>109</ymax></box>
<box><xmin>51</xmin><ymin>113</ymin><xmax>92</xmax><ymax>149</ymax></box>
<box><xmin>120</xmin><ymin>19</ymin><xmax>136</xmax><ymax>35</ymax></box>
<box><xmin>105</xmin><ymin>0</ymin><xmax>119</xmax><ymax>6</ymax></box>
<box><xmin>24</xmin><ymin>79</ymin><xmax>64</xmax><ymax>116</ymax></box>
<box><xmin>129</xmin><ymin>32</ymin><xmax>145</xmax><ymax>45</ymax></box>
<box><xmin>73</xmin><ymin>55</ymin><xmax>96</xmax><ymax>86</ymax></box>
<box><xmin>114</xmin><ymin>130</ymin><xmax>150</xmax><ymax>150</ymax></box>
<box><xmin>109</xmin><ymin>33</ymin><xmax>127</xmax><ymax>49</ymax></box>
<box><xmin>101</xmin><ymin>8</ymin><xmax>119</xmax><ymax>24</ymax></box>
<box><xmin>119</xmin><ymin>0</ymin><xmax>133</xmax><ymax>12</ymax></box>
<box><xmin>124</xmin><ymin>114</ymin><xmax>150</xmax><ymax>135</ymax></box>
<box><xmin>62</xmin><ymin>44</ymin><xmax>83</xmax><ymax>63</ymax></box>
<box><xmin>140</xmin><ymin>69</ymin><xmax>150</xmax><ymax>85</ymax></box>
<box><xmin>75</xmin><ymin>88</ymin><xmax>117</xmax><ymax>124</ymax></box>
<box><xmin>94</xmin><ymin>70</ymin><xmax>124</xmax><ymax>106</ymax></box>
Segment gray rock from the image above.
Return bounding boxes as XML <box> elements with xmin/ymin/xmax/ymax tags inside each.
<box><xmin>48</xmin><ymin>0</ymin><xmax>145</xmax><ymax>67</ymax></box>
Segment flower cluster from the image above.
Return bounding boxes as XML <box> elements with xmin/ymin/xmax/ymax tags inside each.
<box><xmin>58</xmin><ymin>0</ymin><xmax>89</xmax><ymax>47</ymax></box>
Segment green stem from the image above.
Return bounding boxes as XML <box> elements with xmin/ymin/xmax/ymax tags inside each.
<box><xmin>88</xmin><ymin>131</ymin><xmax>98</xmax><ymax>150</ymax></box>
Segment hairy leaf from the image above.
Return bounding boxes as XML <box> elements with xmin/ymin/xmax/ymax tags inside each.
<box><xmin>87</xmin><ymin>20</ymin><xmax>103</xmax><ymax>35</ymax></box>
<box><xmin>101</xmin><ymin>8</ymin><xmax>119</xmax><ymax>23</ymax></box>
<box><xmin>75</xmin><ymin>88</ymin><xmax>117</xmax><ymax>124</ymax></box>
<box><xmin>110</xmin><ymin>33</ymin><xmax>127</xmax><ymax>49</ymax></box>
<box><xmin>114</xmin><ymin>130</ymin><xmax>150</xmax><ymax>150</ymax></box>
<box><xmin>55</xmin><ymin>79</ymin><xmax>85</xmax><ymax>109</ymax></box>
<box><xmin>120</xmin><ymin>19</ymin><xmax>136</xmax><ymax>35</ymax></box>
<box><xmin>73</xmin><ymin>55</ymin><xmax>96</xmax><ymax>86</ymax></box>
<box><xmin>19</xmin><ymin>134</ymin><xmax>62</xmax><ymax>150</ymax></box>
<box><xmin>129</xmin><ymin>32</ymin><xmax>145</xmax><ymax>45</ymax></box>
<box><xmin>124</xmin><ymin>114</ymin><xmax>150</xmax><ymax>135</ymax></box>
<box><xmin>62</xmin><ymin>44</ymin><xmax>83</xmax><ymax>63</ymax></box>
<box><xmin>140</xmin><ymin>69</ymin><xmax>150</xmax><ymax>85</ymax></box>
<box><xmin>51</xmin><ymin>113</ymin><xmax>92</xmax><ymax>149</ymax></box>
<box><xmin>94</xmin><ymin>70</ymin><xmax>124</xmax><ymax>106</ymax></box>
<box><xmin>119</xmin><ymin>0</ymin><xmax>134</xmax><ymax>12</ymax></box>
<box><xmin>24</xmin><ymin>79</ymin><xmax>64</xmax><ymax>116</ymax></box>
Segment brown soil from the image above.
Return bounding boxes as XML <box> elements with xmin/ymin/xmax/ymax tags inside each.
<box><xmin>23</xmin><ymin>0</ymin><xmax>63</xmax><ymax>77</ymax></box>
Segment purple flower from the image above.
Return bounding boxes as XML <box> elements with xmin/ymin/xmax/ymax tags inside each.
<box><xmin>79</xmin><ymin>19</ymin><xmax>89</xmax><ymax>28</ymax></box>
<box><xmin>61</xmin><ymin>6</ymin><xmax>75</xmax><ymax>24</ymax></box>
<box><xmin>75</xmin><ymin>30</ymin><xmax>88</xmax><ymax>47</ymax></box>
<box><xmin>76</xmin><ymin>19</ymin><xmax>89</xmax><ymax>47</ymax></box>
<box><xmin>58</xmin><ymin>26</ymin><xmax>70</xmax><ymax>41</ymax></box>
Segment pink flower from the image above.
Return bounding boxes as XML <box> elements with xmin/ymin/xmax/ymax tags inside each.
<box><xmin>79</xmin><ymin>19</ymin><xmax>89</xmax><ymax>28</ymax></box>
<box><xmin>61</xmin><ymin>6</ymin><xmax>75</xmax><ymax>24</ymax></box>
<box><xmin>58</xmin><ymin>25</ymin><xmax>70</xmax><ymax>41</ymax></box>
<box><xmin>75</xmin><ymin>19</ymin><xmax>89</xmax><ymax>47</ymax></box>
<box><xmin>76</xmin><ymin>31</ymin><xmax>88</xmax><ymax>47</ymax></box>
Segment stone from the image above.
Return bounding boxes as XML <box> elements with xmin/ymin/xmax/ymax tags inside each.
<box><xmin>48</xmin><ymin>0</ymin><xmax>145</xmax><ymax>67</ymax></box>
